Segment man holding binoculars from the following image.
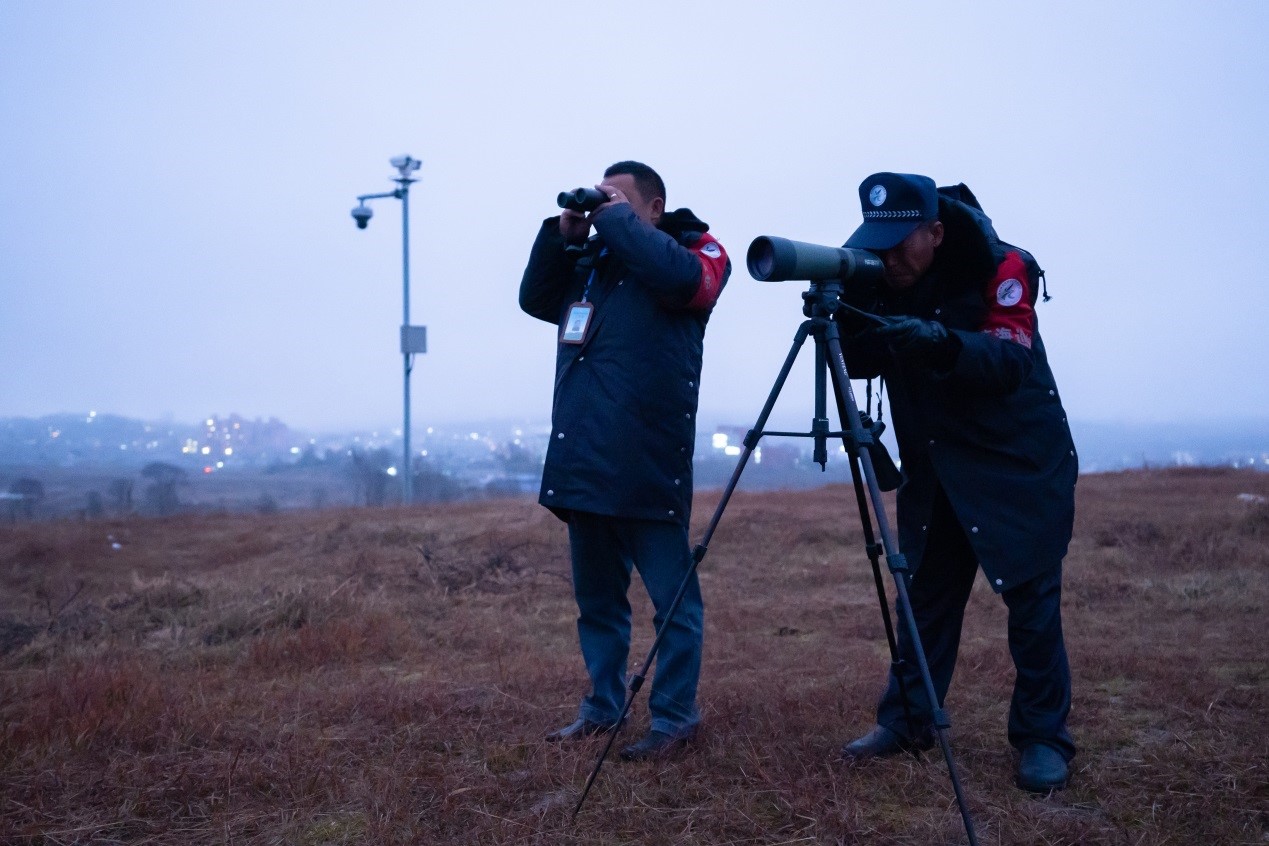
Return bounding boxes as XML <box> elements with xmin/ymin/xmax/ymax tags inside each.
<box><xmin>519</xmin><ymin>161</ymin><xmax>730</xmax><ymax>761</ymax></box>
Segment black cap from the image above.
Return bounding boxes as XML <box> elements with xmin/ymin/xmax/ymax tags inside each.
<box><xmin>844</xmin><ymin>172</ymin><xmax>938</xmax><ymax>250</ymax></box>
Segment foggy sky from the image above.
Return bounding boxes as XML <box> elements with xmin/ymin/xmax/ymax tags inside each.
<box><xmin>3</xmin><ymin>1</ymin><xmax>1267</xmax><ymax>433</ymax></box>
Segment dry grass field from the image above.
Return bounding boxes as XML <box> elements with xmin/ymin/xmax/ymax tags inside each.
<box><xmin>2</xmin><ymin>468</ymin><xmax>1266</xmax><ymax>845</ymax></box>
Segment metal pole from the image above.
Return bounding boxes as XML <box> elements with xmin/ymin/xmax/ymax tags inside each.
<box><xmin>400</xmin><ymin>180</ymin><xmax>413</xmax><ymax>506</ymax></box>
<box><xmin>352</xmin><ymin>157</ymin><xmax>421</xmax><ymax>507</ymax></box>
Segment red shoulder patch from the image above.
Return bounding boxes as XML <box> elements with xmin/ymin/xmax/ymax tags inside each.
<box><xmin>685</xmin><ymin>234</ymin><xmax>729</xmax><ymax>311</ymax></box>
<box><xmin>980</xmin><ymin>252</ymin><xmax>1034</xmax><ymax>348</ymax></box>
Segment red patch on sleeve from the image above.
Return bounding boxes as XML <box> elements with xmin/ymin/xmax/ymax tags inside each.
<box><xmin>980</xmin><ymin>252</ymin><xmax>1034</xmax><ymax>348</ymax></box>
<box><xmin>684</xmin><ymin>235</ymin><xmax>729</xmax><ymax>311</ymax></box>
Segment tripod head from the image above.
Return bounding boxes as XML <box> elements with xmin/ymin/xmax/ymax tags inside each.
<box><xmin>799</xmin><ymin>279</ymin><xmax>897</xmax><ymax>329</ymax></box>
<box><xmin>801</xmin><ymin>279</ymin><xmax>846</xmax><ymax>319</ymax></box>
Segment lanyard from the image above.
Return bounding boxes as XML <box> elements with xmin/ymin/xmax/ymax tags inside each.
<box><xmin>581</xmin><ymin>247</ymin><xmax>608</xmax><ymax>304</ymax></box>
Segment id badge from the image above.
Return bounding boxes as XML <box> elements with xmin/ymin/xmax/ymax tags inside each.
<box><xmin>560</xmin><ymin>301</ymin><xmax>594</xmax><ymax>345</ymax></box>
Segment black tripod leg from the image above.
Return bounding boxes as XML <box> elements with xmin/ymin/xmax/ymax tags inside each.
<box><xmin>825</xmin><ymin>364</ymin><xmax>919</xmax><ymax>741</ymax></box>
<box><xmin>572</xmin><ymin>320</ymin><xmax>816</xmax><ymax>820</ymax></box>
<box><xmin>822</xmin><ymin>324</ymin><xmax>980</xmax><ymax>846</ymax></box>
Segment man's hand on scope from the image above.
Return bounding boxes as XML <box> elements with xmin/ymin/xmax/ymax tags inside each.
<box><xmin>873</xmin><ymin>316</ymin><xmax>961</xmax><ymax>369</ymax></box>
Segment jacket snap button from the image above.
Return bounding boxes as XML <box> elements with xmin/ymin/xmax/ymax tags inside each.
<box><xmin>668</xmin><ymin>510</ymin><xmax>675</xmax><ymax>517</ymax></box>
<box><xmin>921</xmin><ymin>525</ymin><xmax>928</xmax><ymax>532</ymax></box>
<box><xmin>928</xmin><ymin>439</ymin><xmax>935</xmax><ymax>446</ymax></box>
<box><xmin>688</xmin><ymin>381</ymin><xmax>694</xmax><ymax>387</ymax></box>
<box><xmin>995</xmin><ymin>578</ymin><xmax>1003</xmax><ymax>586</ymax></box>
<box><xmin>556</xmin><ymin>432</ymin><xmax>564</xmax><ymax>439</ymax></box>
<box><xmin>546</xmin><ymin>489</ymin><xmax>554</xmax><ymax>496</ymax></box>
<box><xmin>684</xmin><ymin>413</ymin><xmax>691</xmax><ymax>419</ymax></box>
<box><xmin>971</xmin><ymin>526</ymin><xmax>979</xmax><ymax>533</ymax></box>
<box><xmin>1049</xmin><ymin>389</ymin><xmax>1056</xmax><ymax>396</ymax></box>
<box><xmin>674</xmin><ymin>479</ymin><xmax>681</xmax><ymax>485</ymax></box>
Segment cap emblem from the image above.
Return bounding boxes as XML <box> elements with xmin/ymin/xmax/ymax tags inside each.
<box><xmin>868</xmin><ymin>185</ymin><xmax>887</xmax><ymax>207</ymax></box>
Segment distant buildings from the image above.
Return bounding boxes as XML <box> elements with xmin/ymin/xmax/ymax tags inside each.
<box><xmin>2</xmin><ymin>412</ymin><xmax>1266</xmax><ymax>520</ymax></box>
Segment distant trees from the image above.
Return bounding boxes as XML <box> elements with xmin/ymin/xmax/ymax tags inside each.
<box><xmin>414</xmin><ymin>461</ymin><xmax>462</xmax><ymax>503</ymax></box>
<box><xmin>348</xmin><ymin>449</ymin><xmax>393</xmax><ymax>506</ymax></box>
<box><xmin>6</xmin><ymin>477</ymin><xmax>44</xmax><ymax>520</ymax></box>
<box><xmin>140</xmin><ymin>462</ymin><xmax>186</xmax><ymax>516</ymax></box>
<box><xmin>84</xmin><ymin>490</ymin><xmax>105</xmax><ymax>519</ymax></box>
<box><xmin>346</xmin><ymin>449</ymin><xmax>466</xmax><ymax>505</ymax></box>
<box><xmin>496</xmin><ymin>441</ymin><xmax>541</xmax><ymax>476</ymax></box>
<box><xmin>108</xmin><ymin>479</ymin><xmax>134</xmax><ymax>513</ymax></box>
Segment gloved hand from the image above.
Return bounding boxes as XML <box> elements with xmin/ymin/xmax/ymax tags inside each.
<box><xmin>873</xmin><ymin>316</ymin><xmax>960</xmax><ymax>369</ymax></box>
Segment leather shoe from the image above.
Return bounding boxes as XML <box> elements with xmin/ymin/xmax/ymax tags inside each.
<box><xmin>544</xmin><ymin>718</ymin><xmax>619</xmax><ymax>742</ymax></box>
<box><xmin>1017</xmin><ymin>743</ymin><xmax>1069</xmax><ymax>792</ymax></box>
<box><xmin>840</xmin><ymin>724</ymin><xmax>934</xmax><ymax>761</ymax></box>
<box><xmin>617</xmin><ymin>729</ymin><xmax>693</xmax><ymax>762</ymax></box>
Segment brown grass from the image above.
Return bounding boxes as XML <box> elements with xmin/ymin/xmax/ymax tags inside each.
<box><xmin>1</xmin><ymin>469</ymin><xmax>1266</xmax><ymax>844</ymax></box>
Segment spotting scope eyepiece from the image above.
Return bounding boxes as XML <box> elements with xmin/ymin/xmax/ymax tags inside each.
<box><xmin>747</xmin><ymin>236</ymin><xmax>885</xmax><ymax>285</ymax></box>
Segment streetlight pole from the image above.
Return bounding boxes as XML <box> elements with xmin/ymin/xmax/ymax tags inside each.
<box><xmin>351</xmin><ymin>155</ymin><xmax>425</xmax><ymax>505</ymax></box>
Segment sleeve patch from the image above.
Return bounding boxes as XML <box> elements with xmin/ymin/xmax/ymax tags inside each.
<box><xmin>980</xmin><ymin>252</ymin><xmax>1034</xmax><ymax>349</ymax></box>
<box><xmin>684</xmin><ymin>235</ymin><xmax>729</xmax><ymax>311</ymax></box>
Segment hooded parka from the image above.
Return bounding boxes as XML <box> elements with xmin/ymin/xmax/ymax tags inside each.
<box><xmin>844</xmin><ymin>194</ymin><xmax>1078</xmax><ymax>592</ymax></box>
<box><xmin>520</xmin><ymin>204</ymin><xmax>730</xmax><ymax>526</ymax></box>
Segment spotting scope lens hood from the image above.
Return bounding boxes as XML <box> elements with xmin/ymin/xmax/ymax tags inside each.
<box><xmin>747</xmin><ymin>236</ymin><xmax>885</xmax><ymax>284</ymax></box>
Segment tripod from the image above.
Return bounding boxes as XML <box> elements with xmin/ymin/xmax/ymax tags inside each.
<box><xmin>573</xmin><ymin>278</ymin><xmax>979</xmax><ymax>845</ymax></box>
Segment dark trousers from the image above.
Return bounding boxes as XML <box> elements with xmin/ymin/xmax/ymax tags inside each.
<box><xmin>876</xmin><ymin>488</ymin><xmax>1075</xmax><ymax>759</ymax></box>
<box><xmin>567</xmin><ymin>511</ymin><xmax>702</xmax><ymax>737</ymax></box>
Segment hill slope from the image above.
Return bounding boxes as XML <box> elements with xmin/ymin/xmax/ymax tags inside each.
<box><xmin>2</xmin><ymin>469</ymin><xmax>1266</xmax><ymax>844</ymax></box>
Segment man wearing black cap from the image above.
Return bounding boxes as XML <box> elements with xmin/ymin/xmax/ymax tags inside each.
<box><xmin>837</xmin><ymin>173</ymin><xmax>1078</xmax><ymax>792</ymax></box>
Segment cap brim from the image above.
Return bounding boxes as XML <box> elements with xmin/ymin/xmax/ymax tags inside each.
<box><xmin>844</xmin><ymin>220</ymin><xmax>919</xmax><ymax>251</ymax></box>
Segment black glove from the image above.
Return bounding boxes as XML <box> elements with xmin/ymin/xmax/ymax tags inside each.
<box><xmin>873</xmin><ymin>316</ymin><xmax>960</xmax><ymax>369</ymax></box>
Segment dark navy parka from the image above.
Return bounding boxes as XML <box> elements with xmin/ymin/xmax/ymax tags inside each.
<box><xmin>519</xmin><ymin>204</ymin><xmax>730</xmax><ymax>527</ymax></box>
<box><xmin>843</xmin><ymin>197</ymin><xmax>1078</xmax><ymax>592</ymax></box>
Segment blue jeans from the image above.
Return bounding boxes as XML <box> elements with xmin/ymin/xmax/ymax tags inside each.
<box><xmin>567</xmin><ymin>511</ymin><xmax>702</xmax><ymax>737</ymax></box>
<box><xmin>877</xmin><ymin>488</ymin><xmax>1075</xmax><ymax>760</ymax></box>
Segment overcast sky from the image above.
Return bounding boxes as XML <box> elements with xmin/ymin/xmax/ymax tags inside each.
<box><xmin>3</xmin><ymin>1</ymin><xmax>1267</xmax><ymax>434</ymax></box>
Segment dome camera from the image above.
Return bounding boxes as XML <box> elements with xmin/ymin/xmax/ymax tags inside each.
<box><xmin>350</xmin><ymin>204</ymin><xmax>373</xmax><ymax>229</ymax></box>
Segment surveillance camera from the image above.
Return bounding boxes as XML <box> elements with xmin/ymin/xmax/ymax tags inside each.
<box><xmin>350</xmin><ymin>204</ymin><xmax>373</xmax><ymax>229</ymax></box>
<box><xmin>390</xmin><ymin>155</ymin><xmax>421</xmax><ymax>175</ymax></box>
